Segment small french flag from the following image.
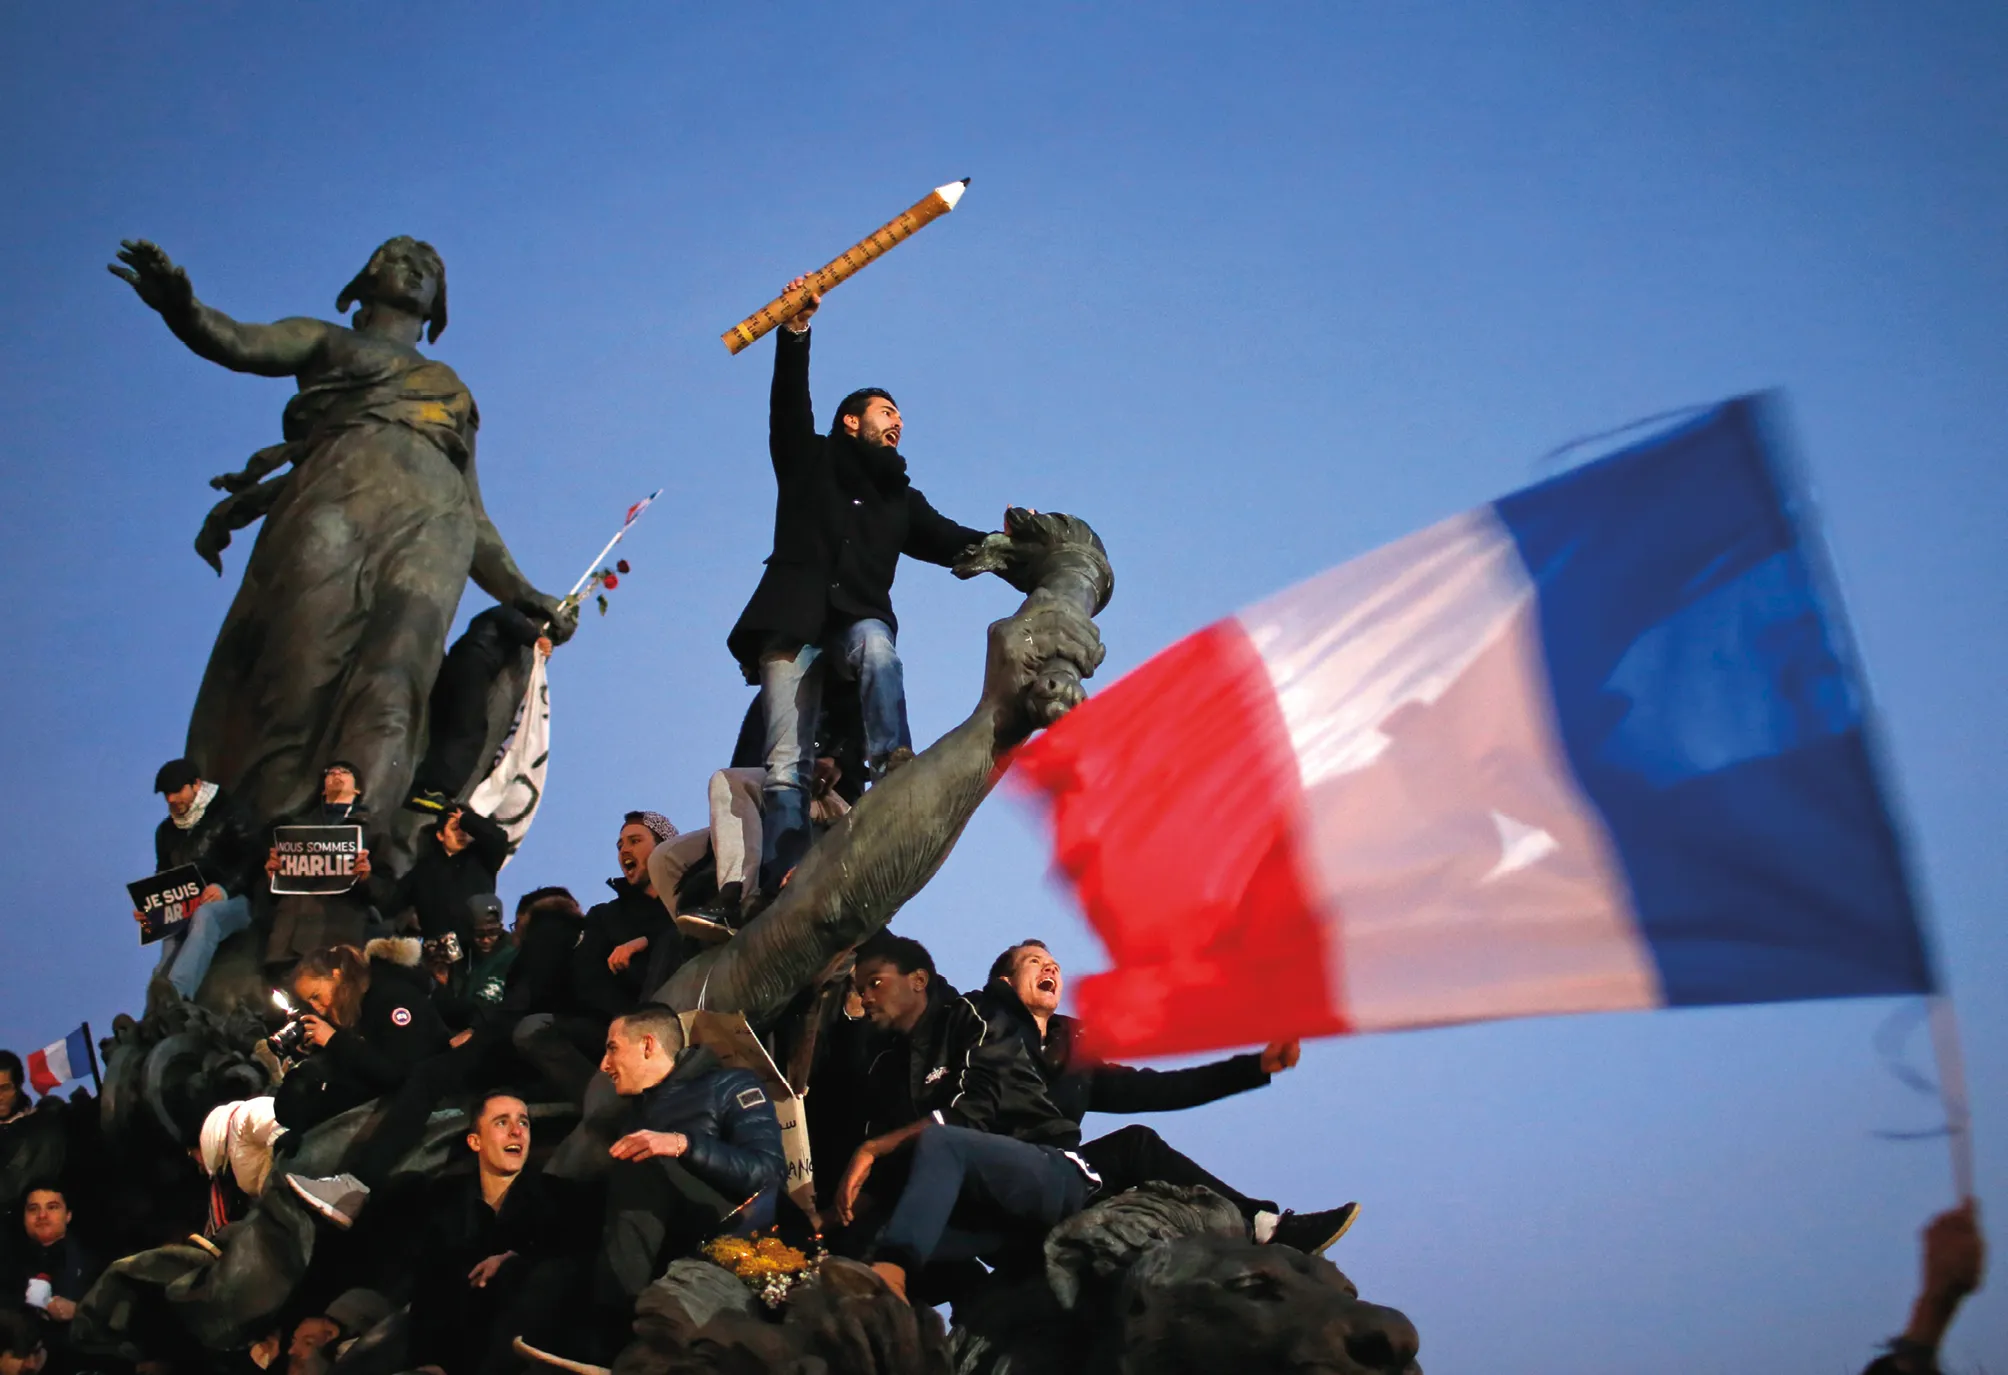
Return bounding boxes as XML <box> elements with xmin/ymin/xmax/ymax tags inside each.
<box><xmin>26</xmin><ymin>1026</ymin><xmax>91</xmax><ymax>1096</ymax></box>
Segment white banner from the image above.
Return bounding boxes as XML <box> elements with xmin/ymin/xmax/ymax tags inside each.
<box><xmin>467</xmin><ymin>653</ymin><xmax>549</xmax><ymax>865</ymax></box>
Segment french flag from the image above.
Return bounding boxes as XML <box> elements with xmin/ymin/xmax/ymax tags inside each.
<box><xmin>26</xmin><ymin>1026</ymin><xmax>92</xmax><ymax>1096</ymax></box>
<box><xmin>1015</xmin><ymin>397</ymin><xmax>1933</xmax><ymax>1060</ymax></box>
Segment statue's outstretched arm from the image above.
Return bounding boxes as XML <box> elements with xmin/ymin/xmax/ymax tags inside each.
<box><xmin>463</xmin><ymin>448</ymin><xmax>579</xmax><ymax>644</ymax></box>
<box><xmin>109</xmin><ymin>240</ymin><xmax>327</xmax><ymax>378</ymax></box>
<box><xmin>661</xmin><ymin>513</ymin><xmax>1112</xmax><ymax>1025</ymax></box>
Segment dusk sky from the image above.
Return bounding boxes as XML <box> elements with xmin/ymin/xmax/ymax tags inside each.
<box><xmin>3</xmin><ymin>5</ymin><xmax>2003</xmax><ymax>1369</ymax></box>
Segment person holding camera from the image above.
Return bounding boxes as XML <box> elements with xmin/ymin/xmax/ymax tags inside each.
<box><xmin>272</xmin><ymin>941</ymin><xmax>450</xmax><ymax>1141</ymax></box>
<box><xmin>370</xmin><ymin>806</ymin><xmax>510</xmax><ymax>954</ymax></box>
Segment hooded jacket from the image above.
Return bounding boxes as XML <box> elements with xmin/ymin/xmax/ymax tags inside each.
<box><xmin>630</xmin><ymin>1046</ymin><xmax>786</xmax><ymax>1203</ymax></box>
<box><xmin>154</xmin><ymin>785</ymin><xmax>265</xmax><ymax>899</ymax></box>
<box><xmin>725</xmin><ymin>327</ymin><xmax>985</xmax><ymax>678</ymax></box>
<box><xmin>863</xmin><ymin>979</ymin><xmax>1079</xmax><ymax>1149</ymax></box>
<box><xmin>974</xmin><ymin>981</ymin><xmax>1270</xmax><ymax>1127</ymax></box>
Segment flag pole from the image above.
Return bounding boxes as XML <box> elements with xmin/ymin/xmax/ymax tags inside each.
<box><xmin>563</xmin><ymin>490</ymin><xmax>662</xmax><ymax>603</ymax></box>
<box><xmin>81</xmin><ymin>1022</ymin><xmax>103</xmax><ymax>1096</ymax></box>
<box><xmin>1926</xmin><ymin>995</ymin><xmax>1974</xmax><ymax>1199</ymax></box>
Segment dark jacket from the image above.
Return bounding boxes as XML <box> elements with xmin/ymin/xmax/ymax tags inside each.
<box><xmin>435</xmin><ymin>605</ymin><xmax>542</xmax><ymax>697</ymax></box>
<box><xmin>974</xmin><ymin>983</ymin><xmax>1270</xmax><ymax>1127</ymax></box>
<box><xmin>368</xmin><ymin>811</ymin><xmax>508</xmax><ymax>943</ymax></box>
<box><xmin>863</xmin><ymin>981</ymin><xmax>1079</xmax><ymax>1149</ymax></box>
<box><xmin>0</xmin><ymin>1233</ymin><xmax>99</xmax><ymax>1303</ymax></box>
<box><xmin>500</xmin><ymin>905</ymin><xmax>587</xmax><ymax>1020</ymax></box>
<box><xmin>572</xmin><ymin>879</ymin><xmax>676</xmax><ymax>1020</ymax></box>
<box><xmin>630</xmin><ymin>1047</ymin><xmax>786</xmax><ymax>1203</ymax></box>
<box><xmin>274</xmin><ymin>938</ymin><xmax>452</xmax><ymax>1129</ymax></box>
<box><xmin>153</xmin><ymin>787</ymin><xmax>265</xmax><ymax>899</ymax></box>
<box><xmin>408</xmin><ymin>1167</ymin><xmax>592</xmax><ymax>1375</ymax></box>
<box><xmin>726</xmin><ymin>327</ymin><xmax>985</xmax><ymax>677</ymax></box>
<box><xmin>433</xmin><ymin>942</ymin><xmax>520</xmax><ymax>1034</ymax></box>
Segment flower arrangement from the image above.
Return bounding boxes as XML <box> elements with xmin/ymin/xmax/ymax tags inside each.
<box><xmin>702</xmin><ymin>1231</ymin><xmax>824</xmax><ymax>1309</ymax></box>
<box><xmin>560</xmin><ymin>558</ymin><xmax>632</xmax><ymax>619</ymax></box>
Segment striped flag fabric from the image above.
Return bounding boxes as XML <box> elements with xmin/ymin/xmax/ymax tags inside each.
<box><xmin>1013</xmin><ymin>396</ymin><xmax>1932</xmax><ymax>1060</ymax></box>
<box><xmin>26</xmin><ymin>1026</ymin><xmax>91</xmax><ymax>1095</ymax></box>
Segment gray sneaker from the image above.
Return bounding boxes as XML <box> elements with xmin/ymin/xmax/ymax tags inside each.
<box><xmin>286</xmin><ymin>1172</ymin><xmax>370</xmax><ymax>1229</ymax></box>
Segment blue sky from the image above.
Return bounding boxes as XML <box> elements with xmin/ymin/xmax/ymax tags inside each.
<box><xmin>3</xmin><ymin>4</ymin><xmax>2003</xmax><ymax>1369</ymax></box>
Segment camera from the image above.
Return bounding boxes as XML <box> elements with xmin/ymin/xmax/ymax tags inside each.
<box><xmin>267</xmin><ymin>989</ymin><xmax>313</xmax><ymax>1061</ymax></box>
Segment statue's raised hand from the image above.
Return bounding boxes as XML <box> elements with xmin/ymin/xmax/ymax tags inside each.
<box><xmin>982</xmin><ymin>592</ymin><xmax>1106</xmax><ymax>747</ymax></box>
<box><xmin>108</xmin><ymin>239</ymin><xmax>194</xmax><ymax>317</ymax></box>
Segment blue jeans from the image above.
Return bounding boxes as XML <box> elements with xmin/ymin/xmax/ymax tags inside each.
<box><xmin>154</xmin><ymin>893</ymin><xmax>253</xmax><ymax>999</ymax></box>
<box><xmin>873</xmin><ymin>1125</ymin><xmax>1091</xmax><ymax>1272</ymax></box>
<box><xmin>758</xmin><ymin>617</ymin><xmax>910</xmax><ymax>890</ymax></box>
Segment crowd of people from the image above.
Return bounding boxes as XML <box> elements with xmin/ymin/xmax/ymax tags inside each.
<box><xmin>0</xmin><ymin>279</ymin><xmax>1987</xmax><ymax>1375</ymax></box>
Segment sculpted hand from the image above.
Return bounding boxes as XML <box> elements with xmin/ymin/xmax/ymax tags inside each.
<box><xmin>780</xmin><ymin>275</ymin><xmax>821</xmax><ymax>332</ymax></box>
<box><xmin>609</xmin><ymin>1130</ymin><xmax>687</xmax><ymax>1161</ymax></box>
<box><xmin>981</xmin><ymin>593</ymin><xmax>1106</xmax><ymax>746</ymax></box>
<box><xmin>1260</xmin><ymin>1041</ymin><xmax>1301</xmax><ymax>1074</ymax></box>
<box><xmin>527</xmin><ymin>592</ymin><xmax>578</xmax><ymax>647</ymax></box>
<box><xmin>109</xmin><ymin>239</ymin><xmax>194</xmax><ymax>317</ymax></box>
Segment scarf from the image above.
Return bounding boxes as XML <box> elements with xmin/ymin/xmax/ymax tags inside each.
<box><xmin>173</xmin><ymin>780</ymin><xmax>220</xmax><ymax>831</ymax></box>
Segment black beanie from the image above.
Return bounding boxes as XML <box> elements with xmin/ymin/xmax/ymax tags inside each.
<box><xmin>154</xmin><ymin>758</ymin><xmax>201</xmax><ymax>794</ymax></box>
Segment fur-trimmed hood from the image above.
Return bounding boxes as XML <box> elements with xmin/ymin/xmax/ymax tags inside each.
<box><xmin>363</xmin><ymin>935</ymin><xmax>424</xmax><ymax>968</ymax></box>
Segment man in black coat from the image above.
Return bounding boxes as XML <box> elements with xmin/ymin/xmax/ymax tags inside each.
<box><xmin>369</xmin><ymin>807</ymin><xmax>509</xmax><ymax>950</ymax></box>
<box><xmin>407</xmin><ymin>603</ymin><xmax>550</xmax><ymax>815</ymax></box>
<box><xmin>832</xmin><ymin>933</ymin><xmax>1094</xmax><ymax>1303</ymax></box>
<box><xmin>263</xmin><ymin>761</ymin><xmax>388</xmax><ymax>971</ymax></box>
<box><xmin>726</xmin><ymin>281</ymin><xmax>988</xmax><ymax>895</ymax></box>
<box><xmin>512</xmin><ymin>813</ymin><xmax>680</xmax><ymax>1103</ymax></box>
<box><xmin>406</xmin><ymin>1094</ymin><xmax>592</xmax><ymax>1375</ymax></box>
<box><xmin>146</xmin><ymin>757</ymin><xmax>266</xmax><ymax>999</ymax></box>
<box><xmin>979</xmin><ymin>940</ymin><xmax>1358</xmax><ymax>1256</ymax></box>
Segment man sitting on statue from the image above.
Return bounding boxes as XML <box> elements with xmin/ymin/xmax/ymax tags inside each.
<box><xmin>369</xmin><ymin>805</ymin><xmax>509</xmax><ymax>956</ymax></box>
<box><xmin>263</xmin><ymin>761</ymin><xmax>386</xmax><ymax>972</ymax></box>
<box><xmin>727</xmin><ymin>276</ymin><xmax>988</xmax><ymax>905</ymax></box>
<box><xmin>512</xmin><ymin>812</ymin><xmax>681</xmax><ymax>1104</ymax></box>
<box><xmin>980</xmin><ymin>940</ymin><xmax>1360</xmax><ymax>1256</ymax></box>
<box><xmin>406</xmin><ymin>604</ymin><xmax>552</xmax><ymax>816</ymax></box>
<box><xmin>405</xmin><ymin>1093</ymin><xmax>591</xmax><ymax>1375</ymax></box>
<box><xmin>145</xmin><ymin>757</ymin><xmax>265</xmax><ymax>1001</ymax></box>
<box><xmin>832</xmin><ymin>932</ymin><xmax>1095</xmax><ymax>1304</ymax></box>
<box><xmin>576</xmin><ymin>1007</ymin><xmax>784</xmax><ymax>1358</ymax></box>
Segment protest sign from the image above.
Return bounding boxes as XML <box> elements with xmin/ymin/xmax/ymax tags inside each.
<box><xmin>270</xmin><ymin>825</ymin><xmax>364</xmax><ymax>895</ymax></box>
<box><xmin>127</xmin><ymin>864</ymin><xmax>206</xmax><ymax>945</ymax></box>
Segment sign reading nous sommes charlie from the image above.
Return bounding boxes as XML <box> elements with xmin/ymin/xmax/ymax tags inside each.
<box><xmin>127</xmin><ymin>864</ymin><xmax>206</xmax><ymax>945</ymax></box>
<box><xmin>270</xmin><ymin>825</ymin><xmax>364</xmax><ymax>895</ymax></box>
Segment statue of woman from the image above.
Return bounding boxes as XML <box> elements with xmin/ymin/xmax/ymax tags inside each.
<box><xmin>109</xmin><ymin>237</ymin><xmax>574</xmax><ymax>830</ymax></box>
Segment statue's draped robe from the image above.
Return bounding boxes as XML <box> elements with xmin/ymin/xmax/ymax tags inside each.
<box><xmin>187</xmin><ymin>339</ymin><xmax>478</xmax><ymax>828</ymax></box>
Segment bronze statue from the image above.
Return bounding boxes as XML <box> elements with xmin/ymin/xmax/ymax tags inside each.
<box><xmin>108</xmin><ymin>237</ymin><xmax>574</xmax><ymax>832</ymax></box>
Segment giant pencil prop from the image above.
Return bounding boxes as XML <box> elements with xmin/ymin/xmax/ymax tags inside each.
<box><xmin>721</xmin><ymin>178</ymin><xmax>970</xmax><ymax>354</ymax></box>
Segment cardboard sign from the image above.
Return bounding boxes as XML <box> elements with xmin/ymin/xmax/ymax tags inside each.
<box><xmin>270</xmin><ymin>825</ymin><xmax>364</xmax><ymax>895</ymax></box>
<box><xmin>127</xmin><ymin>865</ymin><xmax>207</xmax><ymax>945</ymax></box>
<box><xmin>679</xmin><ymin>1009</ymin><xmax>817</xmax><ymax>1224</ymax></box>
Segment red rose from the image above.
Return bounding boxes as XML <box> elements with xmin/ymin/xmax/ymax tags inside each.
<box><xmin>616</xmin><ymin>559</ymin><xmax>631</xmax><ymax>574</ymax></box>
<box><xmin>601</xmin><ymin>573</ymin><xmax>619</xmax><ymax>589</ymax></box>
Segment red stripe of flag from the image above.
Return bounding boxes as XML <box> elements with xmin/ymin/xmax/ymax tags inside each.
<box><xmin>1012</xmin><ymin>620</ymin><xmax>1350</xmax><ymax>1059</ymax></box>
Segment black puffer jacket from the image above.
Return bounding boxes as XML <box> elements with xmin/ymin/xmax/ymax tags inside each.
<box><xmin>631</xmin><ymin>1047</ymin><xmax>786</xmax><ymax>1203</ymax></box>
<box><xmin>274</xmin><ymin>938</ymin><xmax>452</xmax><ymax>1130</ymax></box>
<box><xmin>863</xmin><ymin>980</ymin><xmax>1078</xmax><ymax>1149</ymax></box>
<box><xmin>725</xmin><ymin>327</ymin><xmax>985</xmax><ymax>678</ymax></box>
<box><xmin>153</xmin><ymin>787</ymin><xmax>265</xmax><ymax>899</ymax></box>
<box><xmin>974</xmin><ymin>982</ymin><xmax>1270</xmax><ymax>1128</ymax></box>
